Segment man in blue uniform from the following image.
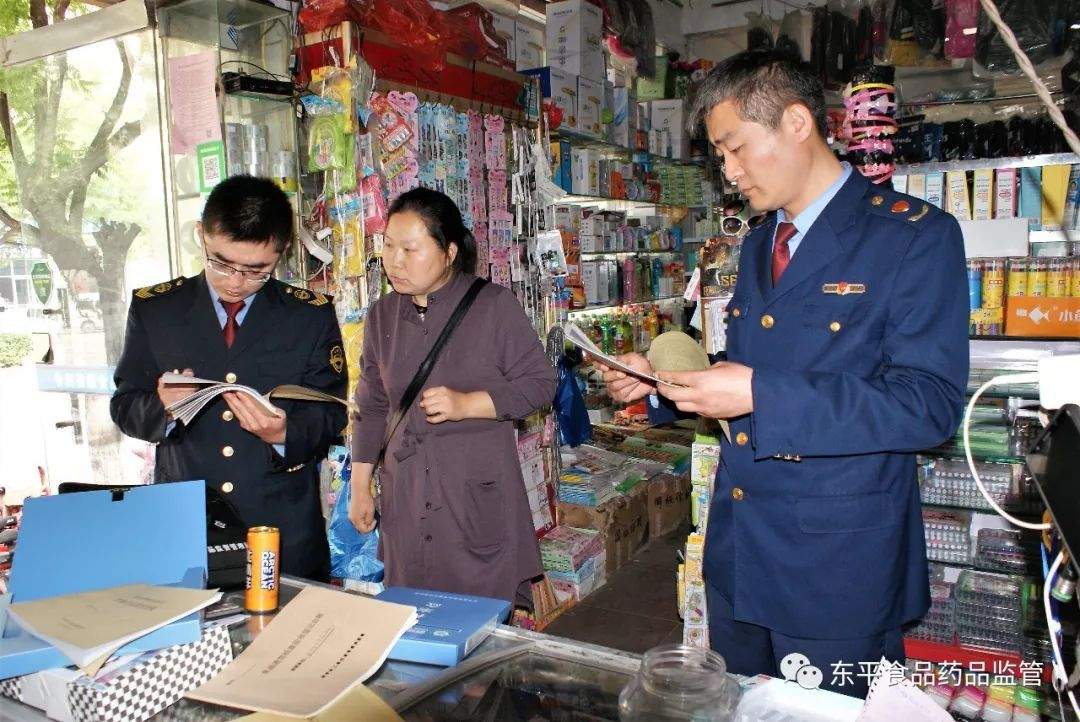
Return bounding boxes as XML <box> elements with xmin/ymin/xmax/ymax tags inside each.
<box><xmin>111</xmin><ymin>176</ymin><xmax>347</xmax><ymax>581</ymax></box>
<box><xmin>601</xmin><ymin>51</ymin><xmax>968</xmax><ymax>696</ymax></box>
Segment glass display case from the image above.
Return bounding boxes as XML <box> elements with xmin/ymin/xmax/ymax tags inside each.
<box><xmin>156</xmin><ymin>0</ymin><xmax>303</xmax><ymax>281</ymax></box>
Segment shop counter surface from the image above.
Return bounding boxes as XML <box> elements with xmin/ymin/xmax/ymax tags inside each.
<box><xmin>0</xmin><ymin>577</ymin><xmax>864</xmax><ymax>721</ymax></box>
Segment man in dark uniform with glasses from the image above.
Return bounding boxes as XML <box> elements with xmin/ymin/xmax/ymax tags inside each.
<box><xmin>111</xmin><ymin>175</ymin><xmax>347</xmax><ymax>581</ymax></box>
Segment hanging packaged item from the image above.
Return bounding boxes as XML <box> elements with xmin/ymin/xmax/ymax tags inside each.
<box><xmin>945</xmin><ymin>0</ymin><xmax>978</xmax><ymax>59</ymax></box>
<box><xmin>975</xmin><ymin>0</ymin><xmax>1060</xmax><ymax>74</ymax></box>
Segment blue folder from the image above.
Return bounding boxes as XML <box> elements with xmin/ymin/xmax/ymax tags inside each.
<box><xmin>376</xmin><ymin>587</ymin><xmax>510</xmax><ymax>667</ymax></box>
<box><xmin>1</xmin><ymin>480</ymin><xmax>208</xmax><ymax>679</ymax></box>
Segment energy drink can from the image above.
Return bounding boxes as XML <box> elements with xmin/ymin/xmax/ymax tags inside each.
<box><xmin>982</xmin><ymin>259</ymin><xmax>1005</xmax><ymax>309</ymax></box>
<box><xmin>245</xmin><ymin>526</ymin><xmax>280</xmax><ymax>614</ymax></box>
<box><xmin>967</xmin><ymin>260</ymin><xmax>983</xmax><ymax>311</ymax></box>
<box><xmin>1028</xmin><ymin>259</ymin><xmax>1048</xmax><ymax>297</ymax></box>
<box><xmin>1047</xmin><ymin>258</ymin><xmax>1069</xmax><ymax>297</ymax></box>
<box><xmin>1006</xmin><ymin>258</ymin><xmax>1028</xmax><ymax>297</ymax></box>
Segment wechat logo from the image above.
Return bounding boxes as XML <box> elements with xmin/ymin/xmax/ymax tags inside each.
<box><xmin>780</xmin><ymin>652</ymin><xmax>823</xmax><ymax>690</ymax></box>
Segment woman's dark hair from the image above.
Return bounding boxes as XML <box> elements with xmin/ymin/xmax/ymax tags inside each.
<box><xmin>387</xmin><ymin>188</ymin><xmax>478</xmax><ymax>274</ymax></box>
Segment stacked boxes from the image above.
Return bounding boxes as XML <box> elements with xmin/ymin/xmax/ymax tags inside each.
<box><xmin>545</xmin><ymin>0</ymin><xmax>605</xmax><ymax>81</ymax></box>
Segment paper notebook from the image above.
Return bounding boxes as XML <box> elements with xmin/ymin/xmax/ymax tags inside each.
<box><xmin>562</xmin><ymin>323</ymin><xmax>684</xmax><ymax>387</ymax></box>
<box><xmin>162</xmin><ymin>374</ymin><xmax>350</xmax><ymax>426</ymax></box>
<box><xmin>7</xmin><ymin>584</ymin><xmax>221</xmax><ymax>672</ymax></box>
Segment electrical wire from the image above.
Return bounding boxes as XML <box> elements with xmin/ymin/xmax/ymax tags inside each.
<box><xmin>1044</xmin><ymin>551</ymin><xmax>1080</xmax><ymax>718</ymax></box>
<box><xmin>976</xmin><ymin>0</ymin><xmax>1080</xmax><ymax>158</ymax></box>
<box><xmin>963</xmin><ymin>372</ymin><xmax>1050</xmax><ymax>530</ymax></box>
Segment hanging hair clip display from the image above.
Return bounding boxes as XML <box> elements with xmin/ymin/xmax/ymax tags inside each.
<box><xmin>843</xmin><ymin>66</ymin><xmax>899</xmax><ymax>185</ymax></box>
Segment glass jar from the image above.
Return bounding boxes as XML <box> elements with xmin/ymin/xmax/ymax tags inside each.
<box><xmin>618</xmin><ymin>645</ymin><xmax>740</xmax><ymax>721</ymax></box>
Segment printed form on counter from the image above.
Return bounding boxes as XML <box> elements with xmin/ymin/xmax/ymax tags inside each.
<box><xmin>187</xmin><ymin>586</ymin><xmax>417</xmax><ymax>718</ymax></box>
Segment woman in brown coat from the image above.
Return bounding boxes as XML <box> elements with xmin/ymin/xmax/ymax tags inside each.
<box><xmin>349</xmin><ymin>188</ymin><xmax>556</xmax><ymax>604</ymax></box>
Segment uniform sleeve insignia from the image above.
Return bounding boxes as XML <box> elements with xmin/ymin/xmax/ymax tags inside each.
<box><xmin>329</xmin><ymin>344</ymin><xmax>345</xmax><ymax>374</ymax></box>
<box><xmin>283</xmin><ymin>284</ymin><xmax>331</xmax><ymax>307</ymax></box>
<box><xmin>134</xmin><ymin>277</ymin><xmax>184</xmax><ymax>300</ymax></box>
<box><xmin>908</xmin><ymin>204</ymin><xmax>930</xmax><ymax>222</ymax></box>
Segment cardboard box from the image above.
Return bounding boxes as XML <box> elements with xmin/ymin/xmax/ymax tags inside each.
<box><xmin>908</xmin><ymin>174</ymin><xmax>926</xmax><ymax>200</ymax></box>
<box><xmin>546</xmin><ymin>0</ymin><xmax>605</xmax><ymax>81</ymax></box>
<box><xmin>1020</xmin><ymin>166</ymin><xmax>1042</xmax><ymax>229</ymax></box>
<box><xmin>515</xmin><ymin>21</ymin><xmax>545</xmax><ymax>71</ymax></box>
<box><xmin>551</xmin><ymin>140</ymin><xmax>572</xmax><ymax>192</ymax></box>
<box><xmin>646</xmin><ymin>473</ymin><xmax>692</xmax><ymax>539</ymax></box>
<box><xmin>946</xmin><ymin>170</ymin><xmax>971</xmax><ymax>221</ymax></box>
<box><xmin>577</xmin><ymin>76</ymin><xmax>603</xmax><ymax>138</ymax></box>
<box><xmin>1041</xmin><ymin>164</ymin><xmax>1071</xmax><ymax>231</ymax></box>
<box><xmin>1005</xmin><ymin>296</ymin><xmax>1080</xmax><ymax>337</ymax></box>
<box><xmin>557</xmin><ymin>485</ymin><xmax>649</xmax><ymax>576</ymax></box>
<box><xmin>523</xmin><ymin>67</ymin><xmax>579</xmax><ymax>132</ymax></box>
<box><xmin>571</xmin><ymin>147</ymin><xmax>599</xmax><ymax>195</ymax></box>
<box><xmin>972</xmin><ymin>169</ymin><xmax>994</xmax><ymax>220</ymax></box>
<box><xmin>995</xmin><ymin>168</ymin><xmax>1017</xmax><ymax>219</ymax></box>
<box><xmin>610</xmin><ymin>85</ymin><xmax>633</xmax><ymax>148</ymax></box>
<box><xmin>0</xmin><ymin>625</ymin><xmax>232</xmax><ymax>722</ymax></box>
<box><xmin>649</xmin><ymin>99</ymin><xmax>689</xmax><ymax>160</ymax></box>
<box><xmin>483</xmin><ymin>13</ymin><xmax>515</xmax><ymax>63</ymax></box>
<box><xmin>925</xmin><ymin>172</ymin><xmax>944</xmax><ymax>209</ymax></box>
<box><xmin>636</xmin><ymin>56</ymin><xmax>670</xmax><ymax>100</ymax></box>
<box><xmin>891</xmin><ymin>175</ymin><xmax>908</xmax><ymax>195</ymax></box>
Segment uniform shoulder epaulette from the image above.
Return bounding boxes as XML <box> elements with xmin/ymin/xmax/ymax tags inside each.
<box><xmin>281</xmin><ymin>283</ymin><xmax>332</xmax><ymax>308</ymax></box>
<box><xmin>867</xmin><ymin>190</ymin><xmax>933</xmax><ymax>224</ymax></box>
<box><xmin>133</xmin><ymin>277</ymin><xmax>186</xmax><ymax>300</ymax></box>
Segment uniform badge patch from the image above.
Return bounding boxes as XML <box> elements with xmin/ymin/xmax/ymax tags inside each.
<box><xmin>822</xmin><ymin>282</ymin><xmax>866</xmax><ymax>295</ymax></box>
<box><xmin>329</xmin><ymin>344</ymin><xmax>344</xmax><ymax>374</ymax></box>
<box><xmin>293</xmin><ymin>288</ymin><xmax>311</xmax><ymax>301</ymax></box>
<box><xmin>908</xmin><ymin>204</ymin><xmax>930</xmax><ymax>222</ymax></box>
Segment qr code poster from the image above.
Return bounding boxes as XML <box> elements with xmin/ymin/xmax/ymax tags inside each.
<box><xmin>197</xmin><ymin>140</ymin><xmax>226</xmax><ymax>193</ymax></box>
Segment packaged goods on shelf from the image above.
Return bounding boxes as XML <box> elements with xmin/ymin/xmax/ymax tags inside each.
<box><xmin>923</xmin><ymin>509</ymin><xmax>972</xmax><ymax>565</ymax></box>
<box><xmin>918</xmin><ymin>458</ymin><xmax>1032</xmax><ymax>513</ymax></box>
<box><xmin>973</xmin><ymin>528</ymin><xmax>1038</xmax><ymax>575</ymax></box>
<box><xmin>617</xmin><ymin>436</ymin><xmax>691</xmax><ymax>473</ymax></box>
<box><xmin>953</xmin><ymin>571</ymin><xmax>1027</xmax><ymax>654</ymax></box>
<box><xmin>558</xmin><ymin>485</ymin><xmax>649</xmax><ymax>577</ymax></box>
<box><xmin>539</xmin><ymin>526</ymin><xmax>603</xmax><ymax>574</ymax></box>
<box><xmin>907</xmin><ymin>582</ymin><xmax>956</xmax><ymax>644</ymax></box>
<box><xmin>548</xmin><ymin>551</ymin><xmax>607</xmax><ymax>604</ymax></box>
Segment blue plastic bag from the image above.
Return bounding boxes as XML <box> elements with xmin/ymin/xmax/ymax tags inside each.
<box><xmin>555</xmin><ymin>356</ymin><xmax>592</xmax><ymax>447</ymax></box>
<box><xmin>327</xmin><ymin>459</ymin><xmax>384</xmax><ymax>583</ymax></box>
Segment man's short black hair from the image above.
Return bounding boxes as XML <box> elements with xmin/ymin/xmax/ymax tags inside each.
<box><xmin>687</xmin><ymin>50</ymin><xmax>828</xmax><ymax>140</ymax></box>
<box><xmin>201</xmin><ymin>175</ymin><xmax>294</xmax><ymax>253</ymax></box>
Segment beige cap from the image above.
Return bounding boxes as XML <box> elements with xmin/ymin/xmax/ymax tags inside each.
<box><xmin>646</xmin><ymin>331</ymin><xmax>710</xmax><ymax>373</ymax></box>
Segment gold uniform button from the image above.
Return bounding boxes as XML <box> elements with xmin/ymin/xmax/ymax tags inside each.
<box><xmin>222</xmin><ymin>410</ymin><xmax>234</xmax><ymax>422</ymax></box>
<box><xmin>221</xmin><ymin>482</ymin><xmax>234</xmax><ymax>493</ymax></box>
<box><xmin>222</xmin><ymin>445</ymin><xmax>234</xmax><ymax>458</ymax></box>
<box><xmin>736</xmin><ymin>432</ymin><xmax>749</xmax><ymax>446</ymax></box>
<box><xmin>731</xmin><ymin>487</ymin><xmax>745</xmax><ymax>501</ymax></box>
<box><xmin>829</xmin><ymin>320</ymin><xmax>842</xmax><ymax>333</ymax></box>
<box><xmin>760</xmin><ymin>314</ymin><xmax>774</xmax><ymax>329</ymax></box>
<box><xmin>225</xmin><ymin>372</ymin><xmax>237</xmax><ymax>383</ymax></box>
<box><xmin>731</xmin><ymin>308</ymin><xmax>741</xmax><ymax>318</ymax></box>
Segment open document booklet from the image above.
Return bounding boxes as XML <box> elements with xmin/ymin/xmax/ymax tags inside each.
<box><xmin>562</xmin><ymin>322</ymin><xmax>683</xmax><ymax>387</ymax></box>
<box><xmin>187</xmin><ymin>586</ymin><xmax>417</xmax><ymax>718</ymax></box>
<box><xmin>162</xmin><ymin>373</ymin><xmax>350</xmax><ymax>426</ymax></box>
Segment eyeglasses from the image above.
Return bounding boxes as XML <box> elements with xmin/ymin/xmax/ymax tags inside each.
<box><xmin>204</xmin><ymin>255</ymin><xmax>274</xmax><ymax>284</ymax></box>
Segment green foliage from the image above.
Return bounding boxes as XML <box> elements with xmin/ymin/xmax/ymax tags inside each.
<box><xmin>0</xmin><ymin>333</ymin><xmax>31</xmax><ymax>367</ymax></box>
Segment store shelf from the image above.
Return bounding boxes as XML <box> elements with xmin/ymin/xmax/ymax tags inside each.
<box><xmin>580</xmin><ymin>250</ymin><xmax>682</xmax><ymax>257</ymax></box>
<box><xmin>894</xmin><ymin>153</ymin><xmax>1080</xmax><ymax>175</ymax></box>
<box><xmin>921</xmin><ymin>500</ymin><xmax>1043</xmax><ymax>520</ymax></box>
<box><xmin>919</xmin><ymin>445</ymin><xmax>1026</xmax><ymax>465</ymax></box>
<box><xmin>558</xmin><ymin>193</ymin><xmax>704</xmax><ymax>210</ymax></box>
<box><xmin>904</xmin><ymin>637</ymin><xmax>1023</xmax><ymax>671</ymax></box>
<box><xmin>568</xmin><ymin>295</ymin><xmax>686</xmax><ymax>315</ymax></box>
<box><xmin>971</xmin><ymin>335</ymin><xmax>1080</xmax><ymax>343</ymax></box>
<box><xmin>1028</xmin><ymin>229</ymin><xmax>1080</xmax><ymax>244</ymax></box>
<box><xmin>556</xmin><ymin>129</ymin><xmax>707</xmax><ymax>168</ymax></box>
